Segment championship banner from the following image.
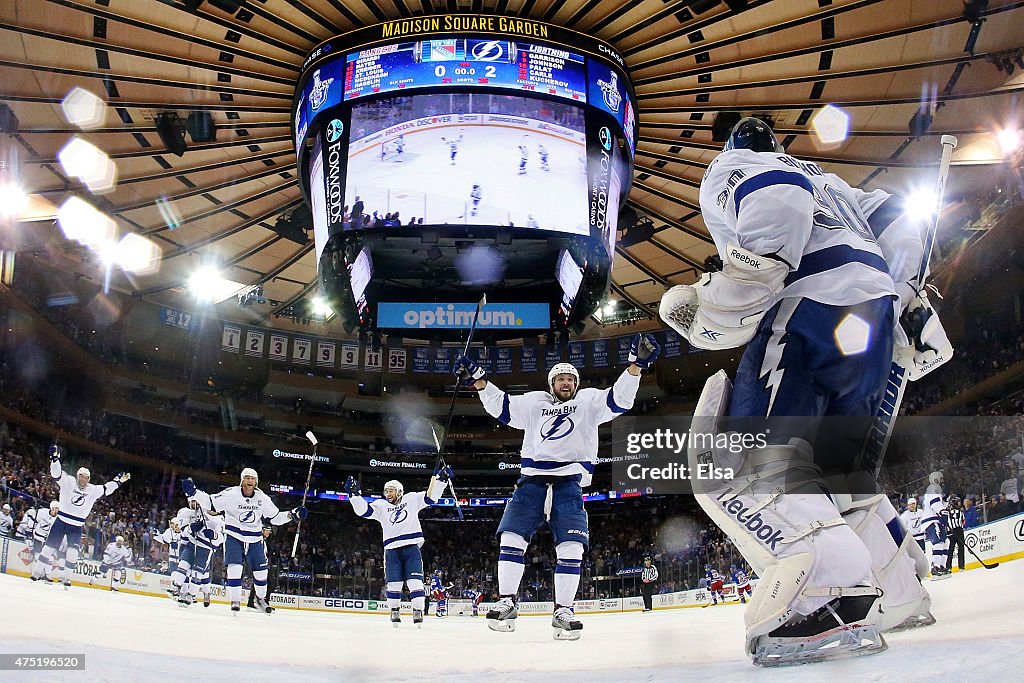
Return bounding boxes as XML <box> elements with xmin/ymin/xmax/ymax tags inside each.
<box><xmin>316</xmin><ymin>341</ymin><xmax>337</xmax><ymax>367</ymax></box>
<box><xmin>568</xmin><ymin>340</ymin><xmax>585</xmax><ymax>367</ymax></box>
<box><xmin>592</xmin><ymin>339</ymin><xmax>609</xmax><ymax>368</ymax></box>
<box><xmin>388</xmin><ymin>347</ymin><xmax>407</xmax><ymax>373</ymax></box>
<box><xmin>339</xmin><ymin>344</ymin><xmax>359</xmax><ymax>369</ymax></box>
<box><xmin>544</xmin><ymin>345</ymin><xmax>562</xmax><ymax>370</ymax></box>
<box><xmin>269</xmin><ymin>334</ymin><xmax>289</xmax><ymax>361</ymax></box>
<box><xmin>433</xmin><ymin>347</ymin><xmax>451</xmax><ymax>374</ymax></box>
<box><xmin>662</xmin><ymin>329</ymin><xmax>682</xmax><ymax>358</ymax></box>
<box><xmin>365</xmin><ymin>348</ymin><xmax>383</xmax><ymax>372</ymax></box>
<box><xmin>245</xmin><ymin>329</ymin><xmax>265</xmax><ymax>357</ymax></box>
<box><xmin>496</xmin><ymin>347</ymin><xmax>513</xmax><ymax>374</ymax></box>
<box><xmin>412</xmin><ymin>347</ymin><xmax>431</xmax><ymax>373</ymax></box>
<box><xmin>293</xmin><ymin>338</ymin><xmax>312</xmax><ymax>365</ymax></box>
<box><xmin>474</xmin><ymin>346</ymin><xmax>493</xmax><ymax>373</ymax></box>
<box><xmin>616</xmin><ymin>336</ymin><xmax>632</xmax><ymax>365</ymax></box>
<box><xmin>521</xmin><ymin>345</ymin><xmax>538</xmax><ymax>372</ymax></box>
<box><xmin>221</xmin><ymin>324</ymin><xmax>241</xmax><ymax>353</ymax></box>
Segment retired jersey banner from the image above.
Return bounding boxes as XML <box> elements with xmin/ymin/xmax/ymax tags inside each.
<box><xmin>222</xmin><ymin>325</ymin><xmax>241</xmax><ymax>353</ymax></box>
<box><xmin>496</xmin><ymin>347</ymin><xmax>513</xmax><ymax>374</ymax></box>
<box><xmin>592</xmin><ymin>339</ymin><xmax>609</xmax><ymax>368</ymax></box>
<box><xmin>269</xmin><ymin>334</ymin><xmax>288</xmax><ymax>361</ymax></box>
<box><xmin>662</xmin><ymin>329</ymin><xmax>682</xmax><ymax>358</ymax></box>
<box><xmin>244</xmin><ymin>329</ymin><xmax>265</xmax><ymax>357</ymax></box>
<box><xmin>616</xmin><ymin>336</ymin><xmax>632</xmax><ymax>365</ymax></box>
<box><xmin>521</xmin><ymin>345</ymin><xmax>538</xmax><ymax>372</ymax></box>
<box><xmin>474</xmin><ymin>346</ymin><xmax>493</xmax><ymax>373</ymax></box>
<box><xmin>412</xmin><ymin>347</ymin><xmax>431</xmax><ymax>373</ymax></box>
<box><xmin>316</xmin><ymin>341</ymin><xmax>336</xmax><ymax>367</ymax></box>
<box><xmin>568</xmin><ymin>341</ymin><xmax>585</xmax><ymax>367</ymax></box>
<box><xmin>365</xmin><ymin>348</ymin><xmax>383</xmax><ymax>372</ymax></box>
<box><xmin>388</xmin><ymin>347</ymin><xmax>407</xmax><ymax>373</ymax></box>
<box><xmin>544</xmin><ymin>345</ymin><xmax>561</xmax><ymax>370</ymax></box>
<box><xmin>292</xmin><ymin>338</ymin><xmax>312</xmax><ymax>365</ymax></box>
<box><xmin>433</xmin><ymin>347</ymin><xmax>451</xmax><ymax>374</ymax></box>
<box><xmin>339</xmin><ymin>344</ymin><xmax>359</xmax><ymax>369</ymax></box>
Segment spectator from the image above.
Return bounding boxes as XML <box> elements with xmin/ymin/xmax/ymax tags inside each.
<box><xmin>963</xmin><ymin>498</ymin><xmax>981</xmax><ymax>528</ymax></box>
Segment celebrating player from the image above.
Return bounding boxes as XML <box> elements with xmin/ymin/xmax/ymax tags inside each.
<box><xmin>454</xmin><ymin>332</ymin><xmax>659</xmax><ymax>640</ymax></box>
<box><xmin>469</xmin><ymin>184</ymin><xmax>483</xmax><ymax>218</ymax></box>
<box><xmin>22</xmin><ymin>501</ymin><xmax>58</xmax><ymax>580</ymax></box>
<box><xmin>156</xmin><ymin>517</ymin><xmax>182</xmax><ymax>584</ymax></box>
<box><xmin>517</xmin><ymin>141</ymin><xmax>529</xmax><ymax>175</ymax></box>
<box><xmin>184</xmin><ymin>467</ymin><xmax>305</xmax><ymax>614</ymax></box>
<box><xmin>343</xmin><ymin>468</ymin><xmax>451</xmax><ymax>627</ymax></box>
<box><xmin>659</xmin><ymin>117</ymin><xmax>947</xmax><ymax>664</ymax></box>
<box><xmin>441</xmin><ymin>134</ymin><xmax>461</xmax><ymax>165</ymax></box>
<box><xmin>32</xmin><ymin>445</ymin><xmax>131</xmax><ymax>589</ymax></box>
<box><xmin>923</xmin><ymin>471</ymin><xmax>949</xmax><ymax>578</ymax></box>
<box><xmin>90</xmin><ymin>535</ymin><xmax>132</xmax><ymax>591</ymax></box>
<box><xmin>178</xmin><ymin>504</ymin><xmax>224</xmax><ymax>608</ymax></box>
<box><xmin>538</xmin><ymin>143</ymin><xmax>550</xmax><ymax>172</ymax></box>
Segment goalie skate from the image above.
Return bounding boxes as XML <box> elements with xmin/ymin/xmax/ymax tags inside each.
<box><xmin>552</xmin><ymin>605</ymin><xmax>583</xmax><ymax>641</ymax></box>
<box><xmin>486</xmin><ymin>596</ymin><xmax>517</xmax><ymax>632</ymax></box>
<box><xmin>750</xmin><ymin>595</ymin><xmax>887</xmax><ymax>667</ymax></box>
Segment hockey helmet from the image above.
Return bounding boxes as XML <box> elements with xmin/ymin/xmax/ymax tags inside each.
<box><xmin>240</xmin><ymin>467</ymin><xmax>259</xmax><ymax>485</ymax></box>
<box><xmin>169</xmin><ymin>517</ymin><xmax>181</xmax><ymax>530</ymax></box>
<box><xmin>115</xmin><ymin>535</ymin><xmax>124</xmax><ymax>544</ymax></box>
<box><xmin>723</xmin><ymin>117</ymin><xmax>783</xmax><ymax>154</ymax></box>
<box><xmin>49</xmin><ymin>500</ymin><xmax>60</xmax><ymax>513</ymax></box>
<box><xmin>948</xmin><ymin>495</ymin><xmax>962</xmax><ymax>506</ymax></box>
<box><xmin>928</xmin><ymin>471</ymin><xmax>944</xmax><ymax>486</ymax></box>
<box><xmin>547</xmin><ymin>362</ymin><xmax>580</xmax><ymax>399</ymax></box>
<box><xmin>384</xmin><ymin>479</ymin><xmax>404</xmax><ymax>502</ymax></box>
<box><xmin>907</xmin><ymin>497</ymin><xmax>918</xmax><ymax>507</ymax></box>
<box><xmin>76</xmin><ymin>467</ymin><xmax>91</xmax><ymax>485</ymax></box>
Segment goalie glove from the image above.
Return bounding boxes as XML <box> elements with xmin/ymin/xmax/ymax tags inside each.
<box><xmin>895</xmin><ymin>287</ymin><xmax>953</xmax><ymax>381</ymax></box>
<box><xmin>659</xmin><ymin>244</ymin><xmax>787</xmax><ymax>350</ymax></box>
<box><xmin>627</xmin><ymin>333</ymin><xmax>661</xmax><ymax>369</ymax></box>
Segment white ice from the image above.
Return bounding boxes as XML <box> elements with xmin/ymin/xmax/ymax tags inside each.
<box><xmin>345</xmin><ymin>124</ymin><xmax>588</xmax><ymax>233</ymax></box>
<box><xmin>1</xmin><ymin>561</ymin><xmax>1022</xmax><ymax>682</ymax></box>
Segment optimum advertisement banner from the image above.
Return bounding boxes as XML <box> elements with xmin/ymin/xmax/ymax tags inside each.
<box><xmin>377</xmin><ymin>302</ymin><xmax>549</xmax><ymax>330</ymax></box>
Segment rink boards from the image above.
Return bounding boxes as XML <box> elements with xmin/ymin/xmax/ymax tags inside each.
<box><xmin>3</xmin><ymin>510</ymin><xmax>1021</xmax><ymax>616</ymax></box>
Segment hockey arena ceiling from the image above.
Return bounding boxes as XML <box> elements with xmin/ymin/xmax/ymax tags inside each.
<box><xmin>2</xmin><ymin>0</ymin><xmax>1022</xmax><ymax>335</ymax></box>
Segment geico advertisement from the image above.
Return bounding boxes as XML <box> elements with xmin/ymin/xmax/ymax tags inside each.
<box><xmin>377</xmin><ymin>302</ymin><xmax>550</xmax><ymax>330</ymax></box>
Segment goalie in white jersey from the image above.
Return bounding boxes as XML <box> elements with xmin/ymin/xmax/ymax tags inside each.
<box><xmin>454</xmin><ymin>333</ymin><xmax>660</xmax><ymax>640</ymax></box>
<box><xmin>184</xmin><ymin>467</ymin><xmax>306</xmax><ymax>614</ymax></box>
<box><xmin>659</xmin><ymin>118</ymin><xmax>949</xmax><ymax>665</ymax></box>
<box><xmin>343</xmin><ymin>468</ymin><xmax>452</xmax><ymax>627</ymax></box>
<box><xmin>32</xmin><ymin>445</ymin><xmax>131</xmax><ymax>588</ymax></box>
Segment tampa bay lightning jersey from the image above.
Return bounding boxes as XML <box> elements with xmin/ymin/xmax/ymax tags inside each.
<box><xmin>157</xmin><ymin>527</ymin><xmax>182</xmax><ymax>561</ymax></box>
<box><xmin>478</xmin><ymin>369</ymin><xmax>640</xmax><ymax>487</ymax></box>
<box><xmin>194</xmin><ymin>486</ymin><xmax>291</xmax><ymax>543</ymax></box>
<box><xmin>351</xmin><ymin>491</ymin><xmax>432</xmax><ymax>551</ymax></box>
<box><xmin>102</xmin><ymin>542</ymin><xmax>132</xmax><ymax>567</ymax></box>
<box><xmin>922</xmin><ymin>484</ymin><xmax>945</xmax><ymax>531</ymax></box>
<box><xmin>900</xmin><ymin>508</ymin><xmax>926</xmax><ymax>540</ymax></box>
<box><xmin>699</xmin><ymin>149</ymin><xmax>904</xmax><ymax>307</ymax></box>
<box><xmin>50</xmin><ymin>460</ymin><xmax>120</xmax><ymax>527</ymax></box>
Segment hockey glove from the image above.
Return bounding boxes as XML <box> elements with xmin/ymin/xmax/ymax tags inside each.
<box><xmin>189</xmin><ymin>521</ymin><xmax>204</xmax><ymax>535</ymax></box>
<box><xmin>113</xmin><ymin>472</ymin><xmax>131</xmax><ymax>485</ymax></box>
<box><xmin>628</xmin><ymin>333</ymin><xmax>661</xmax><ymax>369</ymax></box>
<box><xmin>895</xmin><ymin>287</ymin><xmax>953</xmax><ymax>381</ymax></box>
<box><xmin>453</xmin><ymin>353</ymin><xmax>486</xmax><ymax>386</ymax></box>
<box><xmin>48</xmin><ymin>445</ymin><xmax>62</xmax><ymax>462</ymax></box>
<box><xmin>201</xmin><ymin>528</ymin><xmax>216</xmax><ymax>541</ymax></box>
<box><xmin>343</xmin><ymin>476</ymin><xmax>361</xmax><ymax>496</ymax></box>
<box><xmin>182</xmin><ymin>477</ymin><xmax>197</xmax><ymax>497</ymax></box>
<box><xmin>291</xmin><ymin>506</ymin><xmax>308</xmax><ymax>521</ymax></box>
<box><xmin>435</xmin><ymin>464</ymin><xmax>454</xmax><ymax>483</ymax></box>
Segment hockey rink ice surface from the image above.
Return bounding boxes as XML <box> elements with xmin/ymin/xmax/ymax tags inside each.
<box><xmin>2</xmin><ymin>561</ymin><xmax>1023</xmax><ymax>682</ymax></box>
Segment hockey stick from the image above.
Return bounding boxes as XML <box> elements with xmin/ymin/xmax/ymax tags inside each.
<box><xmin>291</xmin><ymin>431</ymin><xmax>318</xmax><ymax>558</ymax></box>
<box><xmin>861</xmin><ymin>135</ymin><xmax>958</xmax><ymax>478</ymax></box>
<box><xmin>964</xmin><ymin>535</ymin><xmax>999</xmax><ymax>569</ymax></box>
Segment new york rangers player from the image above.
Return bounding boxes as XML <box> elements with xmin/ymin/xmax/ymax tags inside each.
<box><xmin>343</xmin><ymin>467</ymin><xmax>451</xmax><ymax>627</ymax></box>
<box><xmin>455</xmin><ymin>333</ymin><xmax>659</xmax><ymax>640</ymax></box>
<box><xmin>659</xmin><ymin>118</ymin><xmax>949</xmax><ymax>664</ymax></box>
<box><xmin>184</xmin><ymin>468</ymin><xmax>305</xmax><ymax>614</ymax></box>
<box><xmin>32</xmin><ymin>445</ymin><xmax>131</xmax><ymax>588</ymax></box>
<box><xmin>705</xmin><ymin>564</ymin><xmax>726</xmax><ymax>606</ymax></box>
<box><xmin>731</xmin><ymin>564</ymin><xmax>752</xmax><ymax>604</ymax></box>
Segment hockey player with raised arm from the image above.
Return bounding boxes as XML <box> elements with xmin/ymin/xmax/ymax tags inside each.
<box><xmin>32</xmin><ymin>445</ymin><xmax>131</xmax><ymax>588</ymax></box>
<box><xmin>343</xmin><ymin>467</ymin><xmax>451</xmax><ymax>627</ymax></box>
<box><xmin>90</xmin><ymin>535</ymin><xmax>132</xmax><ymax>591</ymax></box>
<box><xmin>454</xmin><ymin>332</ymin><xmax>660</xmax><ymax>640</ymax></box>
<box><xmin>156</xmin><ymin>517</ymin><xmax>182</xmax><ymax>584</ymax></box>
<box><xmin>659</xmin><ymin>118</ymin><xmax>950</xmax><ymax>665</ymax></box>
<box><xmin>183</xmin><ymin>467</ymin><xmax>305</xmax><ymax>614</ymax></box>
<box><xmin>23</xmin><ymin>501</ymin><xmax>59</xmax><ymax>580</ymax></box>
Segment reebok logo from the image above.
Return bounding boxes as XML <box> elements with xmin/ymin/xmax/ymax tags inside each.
<box><xmin>717</xmin><ymin>494</ymin><xmax>785</xmax><ymax>551</ymax></box>
<box><xmin>730</xmin><ymin>249</ymin><xmax>761</xmax><ymax>269</ymax></box>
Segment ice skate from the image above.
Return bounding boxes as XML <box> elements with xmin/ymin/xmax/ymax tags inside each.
<box><xmin>552</xmin><ymin>605</ymin><xmax>583</xmax><ymax>641</ymax></box>
<box><xmin>413</xmin><ymin>609</ymin><xmax>424</xmax><ymax>628</ymax></box>
<box><xmin>230</xmin><ymin>601</ymin><xmax>240</xmax><ymax>615</ymax></box>
<box><xmin>390</xmin><ymin>608</ymin><xmax>401</xmax><ymax>627</ymax></box>
<box><xmin>63</xmin><ymin>579</ymin><xmax>71</xmax><ymax>590</ymax></box>
<box><xmin>177</xmin><ymin>595</ymin><xmax>191</xmax><ymax>608</ymax></box>
<box><xmin>486</xmin><ymin>596</ymin><xmax>517</xmax><ymax>632</ymax></box>
<box><xmin>254</xmin><ymin>596</ymin><xmax>273</xmax><ymax>614</ymax></box>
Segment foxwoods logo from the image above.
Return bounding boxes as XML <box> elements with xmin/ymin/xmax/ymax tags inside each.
<box><xmin>369</xmin><ymin>459</ymin><xmax>427</xmax><ymax>469</ymax></box>
<box><xmin>273</xmin><ymin>449</ymin><xmax>330</xmax><ymax>464</ymax></box>
<box><xmin>498</xmin><ymin>462</ymin><xmax>521</xmax><ymax>471</ymax></box>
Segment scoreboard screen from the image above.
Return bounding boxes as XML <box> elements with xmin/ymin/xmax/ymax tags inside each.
<box><xmin>342</xmin><ymin>39</ymin><xmax>587</xmax><ymax>103</ymax></box>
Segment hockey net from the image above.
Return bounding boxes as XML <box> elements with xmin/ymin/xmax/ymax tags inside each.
<box><xmin>380</xmin><ymin>137</ymin><xmax>402</xmax><ymax>162</ymax></box>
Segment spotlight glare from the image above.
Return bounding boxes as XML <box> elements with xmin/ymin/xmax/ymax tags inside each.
<box><xmin>60</xmin><ymin>87</ymin><xmax>107</xmax><ymax>129</ymax></box>
<box><xmin>904</xmin><ymin>187</ymin><xmax>939</xmax><ymax>222</ymax></box>
<box><xmin>57</xmin><ymin>137</ymin><xmax>118</xmax><ymax>193</ymax></box>
<box><xmin>188</xmin><ymin>266</ymin><xmax>245</xmax><ymax>303</ymax></box>
<box><xmin>834</xmin><ymin>314</ymin><xmax>871</xmax><ymax>356</ymax></box>
<box><xmin>0</xmin><ymin>182</ymin><xmax>28</xmax><ymax>217</ymax></box>
<box><xmin>997</xmin><ymin>128</ymin><xmax>1022</xmax><ymax>156</ymax></box>
<box><xmin>811</xmin><ymin>104</ymin><xmax>851</xmax><ymax>145</ymax></box>
<box><xmin>311</xmin><ymin>297</ymin><xmax>333</xmax><ymax>317</ymax></box>
<box><xmin>57</xmin><ymin>196</ymin><xmax>116</xmax><ymax>248</ymax></box>
<box><xmin>113</xmin><ymin>233</ymin><xmax>161</xmax><ymax>275</ymax></box>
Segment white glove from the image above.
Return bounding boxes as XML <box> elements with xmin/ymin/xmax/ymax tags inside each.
<box><xmin>895</xmin><ymin>288</ymin><xmax>953</xmax><ymax>381</ymax></box>
<box><xmin>659</xmin><ymin>245</ymin><xmax>788</xmax><ymax>350</ymax></box>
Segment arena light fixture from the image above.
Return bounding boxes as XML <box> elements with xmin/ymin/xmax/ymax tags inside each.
<box><xmin>57</xmin><ymin>196</ymin><xmax>116</xmax><ymax>247</ymax></box>
<box><xmin>0</xmin><ymin>181</ymin><xmax>28</xmax><ymax>217</ymax></box>
<box><xmin>997</xmin><ymin>127</ymin><xmax>1022</xmax><ymax>156</ymax></box>
<box><xmin>188</xmin><ymin>266</ymin><xmax>246</xmax><ymax>303</ymax></box>
<box><xmin>310</xmin><ymin>296</ymin><xmax>333</xmax><ymax>317</ymax></box>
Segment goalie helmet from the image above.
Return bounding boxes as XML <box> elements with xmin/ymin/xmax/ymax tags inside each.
<box><xmin>928</xmin><ymin>471</ymin><xmax>943</xmax><ymax>486</ymax></box>
<box><xmin>384</xmin><ymin>479</ymin><xmax>404</xmax><ymax>501</ymax></box>
<box><xmin>723</xmin><ymin>117</ymin><xmax>783</xmax><ymax>154</ymax></box>
<box><xmin>547</xmin><ymin>363</ymin><xmax>580</xmax><ymax>398</ymax></box>
<box><xmin>240</xmin><ymin>467</ymin><xmax>259</xmax><ymax>484</ymax></box>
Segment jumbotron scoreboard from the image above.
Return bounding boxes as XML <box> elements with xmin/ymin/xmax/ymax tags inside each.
<box><xmin>292</xmin><ymin>15</ymin><xmax>637</xmax><ymax>340</ymax></box>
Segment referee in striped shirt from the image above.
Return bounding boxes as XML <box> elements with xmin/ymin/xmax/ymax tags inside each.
<box><xmin>641</xmin><ymin>557</ymin><xmax>658</xmax><ymax>612</ymax></box>
<box><xmin>942</xmin><ymin>496</ymin><xmax>966</xmax><ymax>572</ymax></box>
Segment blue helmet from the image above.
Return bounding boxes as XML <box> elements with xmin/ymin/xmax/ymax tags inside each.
<box><xmin>723</xmin><ymin>117</ymin><xmax>783</xmax><ymax>154</ymax></box>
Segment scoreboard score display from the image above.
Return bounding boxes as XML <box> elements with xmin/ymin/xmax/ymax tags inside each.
<box><xmin>293</xmin><ymin>16</ymin><xmax>637</xmax><ymax>340</ymax></box>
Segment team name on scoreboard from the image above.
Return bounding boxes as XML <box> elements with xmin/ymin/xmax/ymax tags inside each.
<box><xmin>380</xmin><ymin>16</ymin><xmax>550</xmax><ymax>40</ymax></box>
